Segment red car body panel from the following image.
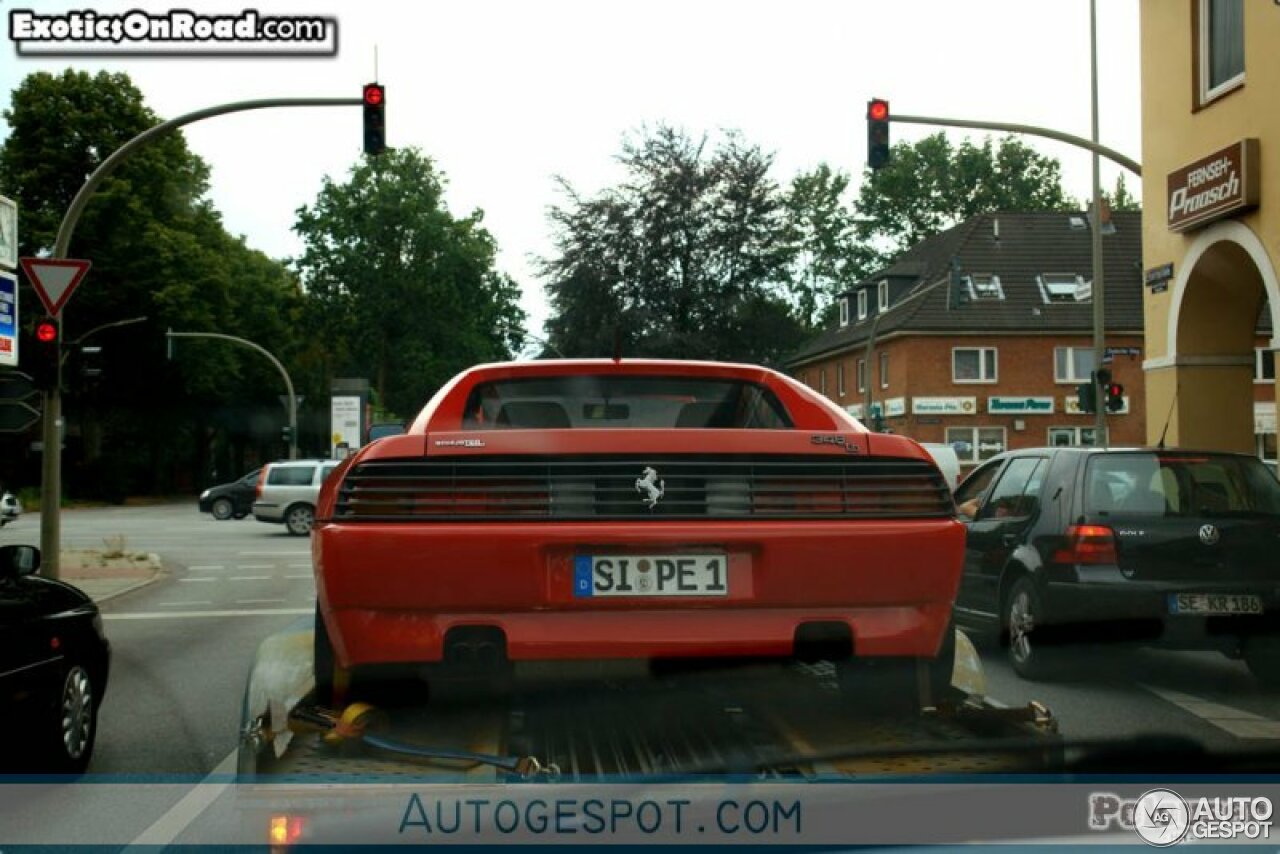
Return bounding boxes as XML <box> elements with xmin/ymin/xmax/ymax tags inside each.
<box><xmin>314</xmin><ymin>359</ymin><xmax>963</xmax><ymax>669</ymax></box>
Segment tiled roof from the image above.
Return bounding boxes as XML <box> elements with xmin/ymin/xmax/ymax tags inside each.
<box><xmin>789</xmin><ymin>211</ymin><xmax>1145</xmax><ymax>366</ymax></box>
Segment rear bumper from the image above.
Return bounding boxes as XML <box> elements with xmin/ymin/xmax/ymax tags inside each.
<box><xmin>1045</xmin><ymin>575</ymin><xmax>1280</xmax><ymax>648</ymax></box>
<box><xmin>315</xmin><ymin>518</ymin><xmax>964</xmax><ymax>667</ymax></box>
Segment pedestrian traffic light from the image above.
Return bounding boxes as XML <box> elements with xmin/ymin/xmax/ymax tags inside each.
<box><xmin>1076</xmin><ymin>378</ymin><xmax>1096</xmax><ymax>414</ymax></box>
<box><xmin>79</xmin><ymin>345</ymin><xmax>103</xmax><ymax>380</ymax></box>
<box><xmin>281</xmin><ymin>425</ymin><xmax>293</xmax><ymax>444</ymax></box>
<box><xmin>25</xmin><ymin>317</ymin><xmax>59</xmax><ymax>391</ymax></box>
<box><xmin>867</xmin><ymin>98</ymin><xmax>890</xmax><ymax>171</ymax></box>
<box><xmin>1100</xmin><ymin>370</ymin><xmax>1125</xmax><ymax>412</ymax></box>
<box><xmin>363</xmin><ymin>83</ymin><xmax>386</xmax><ymax>156</ymax></box>
<box><xmin>948</xmin><ymin>263</ymin><xmax>969</xmax><ymax>309</ymax></box>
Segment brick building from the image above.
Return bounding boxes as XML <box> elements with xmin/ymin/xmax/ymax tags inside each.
<box><xmin>787</xmin><ymin>211</ymin><xmax>1148</xmax><ymax>469</ymax></box>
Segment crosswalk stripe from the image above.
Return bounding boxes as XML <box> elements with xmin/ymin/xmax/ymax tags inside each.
<box><xmin>1143</xmin><ymin>684</ymin><xmax>1280</xmax><ymax>739</ymax></box>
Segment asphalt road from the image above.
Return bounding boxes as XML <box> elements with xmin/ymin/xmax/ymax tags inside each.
<box><xmin>6</xmin><ymin>502</ymin><xmax>1280</xmax><ymax>778</ymax></box>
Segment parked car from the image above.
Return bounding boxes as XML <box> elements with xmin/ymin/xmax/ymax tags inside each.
<box><xmin>253</xmin><ymin>459</ymin><xmax>342</xmax><ymax>536</ymax></box>
<box><xmin>312</xmin><ymin>359</ymin><xmax>964</xmax><ymax>709</ymax></box>
<box><xmin>951</xmin><ymin>447</ymin><xmax>1280</xmax><ymax>684</ymax></box>
<box><xmin>0</xmin><ymin>491</ymin><xmax>22</xmax><ymax>526</ymax></box>
<box><xmin>0</xmin><ymin>544</ymin><xmax>110</xmax><ymax>772</ymax></box>
<box><xmin>198</xmin><ymin>468</ymin><xmax>261</xmax><ymax>521</ymax></box>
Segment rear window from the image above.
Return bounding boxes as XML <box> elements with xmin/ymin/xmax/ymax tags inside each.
<box><xmin>1085</xmin><ymin>453</ymin><xmax>1280</xmax><ymax>517</ymax></box>
<box><xmin>461</xmin><ymin>375</ymin><xmax>793</xmax><ymax>429</ymax></box>
<box><xmin>268</xmin><ymin>465</ymin><xmax>317</xmax><ymax>486</ymax></box>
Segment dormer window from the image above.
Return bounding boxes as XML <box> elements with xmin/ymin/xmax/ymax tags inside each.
<box><xmin>839</xmin><ymin>297</ymin><xmax>850</xmax><ymax>327</ymax></box>
<box><xmin>877</xmin><ymin>280</ymin><xmax>889</xmax><ymax>311</ymax></box>
<box><xmin>966</xmin><ymin>274</ymin><xmax>1004</xmax><ymax>301</ymax></box>
<box><xmin>857</xmin><ymin>289</ymin><xmax>868</xmax><ymax>321</ymax></box>
<box><xmin>1039</xmin><ymin>273</ymin><xmax>1090</xmax><ymax>303</ymax></box>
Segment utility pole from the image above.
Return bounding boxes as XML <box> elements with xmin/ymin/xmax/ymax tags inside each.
<box><xmin>1090</xmin><ymin>0</ymin><xmax>1108</xmax><ymax>448</ymax></box>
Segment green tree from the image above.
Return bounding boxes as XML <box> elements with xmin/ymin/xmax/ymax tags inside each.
<box><xmin>855</xmin><ymin>133</ymin><xmax>1074</xmax><ymax>259</ymax></box>
<box><xmin>1102</xmin><ymin>173</ymin><xmax>1141</xmax><ymax>211</ymax></box>
<box><xmin>292</xmin><ymin>148</ymin><xmax>525</xmax><ymax>418</ymax></box>
<box><xmin>542</xmin><ymin>125</ymin><xmax>807</xmax><ymax>364</ymax></box>
<box><xmin>0</xmin><ymin>70</ymin><xmax>306</xmax><ymax>496</ymax></box>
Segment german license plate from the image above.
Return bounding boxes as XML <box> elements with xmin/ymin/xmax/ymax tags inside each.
<box><xmin>574</xmin><ymin>554</ymin><xmax>728</xmax><ymax>598</ymax></box>
<box><xmin>1168</xmin><ymin>593</ymin><xmax>1263</xmax><ymax>615</ymax></box>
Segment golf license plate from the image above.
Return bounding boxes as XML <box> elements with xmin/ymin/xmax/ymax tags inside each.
<box><xmin>1168</xmin><ymin>593</ymin><xmax>1263</xmax><ymax>615</ymax></box>
<box><xmin>574</xmin><ymin>553</ymin><xmax>728</xmax><ymax>598</ymax></box>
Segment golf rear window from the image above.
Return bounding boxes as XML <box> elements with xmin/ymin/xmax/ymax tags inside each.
<box><xmin>1085</xmin><ymin>453</ymin><xmax>1280</xmax><ymax>516</ymax></box>
<box><xmin>461</xmin><ymin>375</ymin><xmax>792</xmax><ymax>430</ymax></box>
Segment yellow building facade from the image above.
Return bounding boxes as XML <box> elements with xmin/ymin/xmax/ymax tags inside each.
<box><xmin>1141</xmin><ymin>0</ymin><xmax>1278</xmax><ymax>463</ymax></box>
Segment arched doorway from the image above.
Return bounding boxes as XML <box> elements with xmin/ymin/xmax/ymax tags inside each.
<box><xmin>1152</xmin><ymin>221</ymin><xmax>1280</xmax><ymax>455</ymax></box>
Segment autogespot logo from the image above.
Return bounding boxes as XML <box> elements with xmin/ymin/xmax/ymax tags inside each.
<box><xmin>1133</xmin><ymin>789</ymin><xmax>1190</xmax><ymax>847</ymax></box>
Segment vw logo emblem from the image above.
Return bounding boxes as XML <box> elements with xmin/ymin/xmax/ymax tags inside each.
<box><xmin>1198</xmin><ymin>524</ymin><xmax>1219</xmax><ymax>546</ymax></box>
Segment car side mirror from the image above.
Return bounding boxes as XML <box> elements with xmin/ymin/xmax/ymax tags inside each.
<box><xmin>0</xmin><ymin>544</ymin><xmax>41</xmax><ymax>578</ymax></box>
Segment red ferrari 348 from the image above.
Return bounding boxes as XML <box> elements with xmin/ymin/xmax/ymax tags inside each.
<box><xmin>313</xmin><ymin>359</ymin><xmax>964</xmax><ymax>706</ymax></box>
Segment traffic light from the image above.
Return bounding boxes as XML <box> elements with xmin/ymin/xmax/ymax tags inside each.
<box><xmin>25</xmin><ymin>316</ymin><xmax>59</xmax><ymax>391</ymax></box>
<box><xmin>79</xmin><ymin>345</ymin><xmax>103</xmax><ymax>380</ymax></box>
<box><xmin>948</xmin><ymin>262</ymin><xmax>969</xmax><ymax>309</ymax></box>
<box><xmin>281</xmin><ymin>425</ymin><xmax>293</xmax><ymax>444</ymax></box>
<box><xmin>1076</xmin><ymin>377</ymin><xmax>1096</xmax><ymax>414</ymax></box>
<box><xmin>1098</xmin><ymin>369</ymin><xmax>1125</xmax><ymax>413</ymax></box>
<box><xmin>363</xmin><ymin>83</ymin><xmax>386</xmax><ymax>156</ymax></box>
<box><xmin>867</xmin><ymin>98</ymin><xmax>890</xmax><ymax>170</ymax></box>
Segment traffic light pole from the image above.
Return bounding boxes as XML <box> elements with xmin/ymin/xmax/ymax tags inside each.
<box><xmin>165</xmin><ymin>331</ymin><xmax>297</xmax><ymax>462</ymax></box>
<box><xmin>39</xmin><ymin>96</ymin><xmax>360</xmax><ymax>580</ymax></box>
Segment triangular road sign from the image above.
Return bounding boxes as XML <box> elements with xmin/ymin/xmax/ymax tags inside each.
<box><xmin>19</xmin><ymin>257</ymin><xmax>91</xmax><ymax>316</ymax></box>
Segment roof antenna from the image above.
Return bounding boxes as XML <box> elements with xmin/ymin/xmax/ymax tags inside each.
<box><xmin>1156</xmin><ymin>386</ymin><xmax>1178</xmax><ymax>450</ymax></box>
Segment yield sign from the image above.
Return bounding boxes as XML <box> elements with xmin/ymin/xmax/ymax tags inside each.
<box><xmin>19</xmin><ymin>257</ymin><xmax>91</xmax><ymax>316</ymax></box>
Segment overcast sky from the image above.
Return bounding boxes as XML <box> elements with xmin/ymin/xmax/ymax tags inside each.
<box><xmin>2</xmin><ymin>0</ymin><xmax>1141</xmax><ymax>337</ymax></box>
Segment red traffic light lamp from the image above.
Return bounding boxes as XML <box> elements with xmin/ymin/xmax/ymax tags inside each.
<box><xmin>866</xmin><ymin>98</ymin><xmax>890</xmax><ymax>170</ymax></box>
<box><xmin>36</xmin><ymin>320</ymin><xmax>58</xmax><ymax>343</ymax></box>
<box><xmin>363</xmin><ymin>83</ymin><xmax>386</xmax><ymax>156</ymax></box>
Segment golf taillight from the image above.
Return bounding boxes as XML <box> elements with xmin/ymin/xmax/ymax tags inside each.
<box><xmin>1052</xmin><ymin>524</ymin><xmax>1117</xmax><ymax>565</ymax></box>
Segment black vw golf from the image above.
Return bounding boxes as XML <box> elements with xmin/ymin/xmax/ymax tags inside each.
<box><xmin>952</xmin><ymin>447</ymin><xmax>1280</xmax><ymax>684</ymax></box>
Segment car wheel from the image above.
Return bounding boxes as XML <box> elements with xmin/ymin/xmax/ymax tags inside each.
<box><xmin>1005</xmin><ymin>577</ymin><xmax>1056</xmax><ymax>680</ymax></box>
<box><xmin>38</xmin><ymin>663</ymin><xmax>98</xmax><ymax>773</ymax></box>
<box><xmin>211</xmin><ymin>498</ymin><xmax>234</xmax><ymax>520</ymax></box>
<box><xmin>1244</xmin><ymin>636</ymin><xmax>1280</xmax><ymax>687</ymax></box>
<box><xmin>285</xmin><ymin>504</ymin><xmax>315</xmax><ymax>537</ymax></box>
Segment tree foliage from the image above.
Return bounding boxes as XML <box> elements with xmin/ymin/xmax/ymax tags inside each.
<box><xmin>541</xmin><ymin>126</ymin><xmax>808</xmax><ymax>366</ymax></box>
<box><xmin>854</xmin><ymin>133</ymin><xmax>1074</xmax><ymax>258</ymax></box>
<box><xmin>292</xmin><ymin>148</ymin><xmax>525</xmax><ymax>418</ymax></box>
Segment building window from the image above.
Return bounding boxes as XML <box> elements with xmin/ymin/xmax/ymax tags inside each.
<box><xmin>879</xmin><ymin>352</ymin><xmax>889</xmax><ymax>389</ymax></box>
<box><xmin>857</xmin><ymin>290</ymin><xmax>868</xmax><ymax>321</ymax></box>
<box><xmin>878</xmin><ymin>280</ymin><xmax>889</xmax><ymax>311</ymax></box>
<box><xmin>1256</xmin><ymin>348</ymin><xmax>1276</xmax><ymax>383</ymax></box>
<box><xmin>1200</xmin><ymin>0</ymin><xmax>1245</xmax><ymax>104</ymax></box>
<box><xmin>1039</xmin><ymin>273</ymin><xmax>1090</xmax><ymax>303</ymax></box>
<box><xmin>1054</xmin><ymin>346</ymin><xmax>1096</xmax><ymax>383</ymax></box>
<box><xmin>1049</xmin><ymin>426</ymin><xmax>1098</xmax><ymax>448</ymax></box>
<box><xmin>839</xmin><ymin>298</ymin><xmax>850</xmax><ymax>327</ymax></box>
<box><xmin>1258</xmin><ymin>433</ymin><xmax>1277</xmax><ymax>465</ymax></box>
<box><xmin>952</xmin><ymin>347</ymin><xmax>997</xmax><ymax>383</ymax></box>
<box><xmin>946</xmin><ymin>426</ymin><xmax>1006</xmax><ymax>464</ymax></box>
<box><xmin>857</xmin><ymin>358</ymin><xmax>867</xmax><ymax>393</ymax></box>
<box><xmin>819</xmin><ymin>369</ymin><xmax>827</xmax><ymax>395</ymax></box>
<box><xmin>837</xmin><ymin>363</ymin><xmax>846</xmax><ymax>397</ymax></box>
<box><xmin>966</xmin><ymin>274</ymin><xmax>1004</xmax><ymax>301</ymax></box>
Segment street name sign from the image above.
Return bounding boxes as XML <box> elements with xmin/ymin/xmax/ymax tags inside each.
<box><xmin>19</xmin><ymin>257</ymin><xmax>91</xmax><ymax>316</ymax></box>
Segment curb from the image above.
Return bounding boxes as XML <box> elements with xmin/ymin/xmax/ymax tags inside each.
<box><xmin>93</xmin><ymin>570</ymin><xmax>163</xmax><ymax>604</ymax></box>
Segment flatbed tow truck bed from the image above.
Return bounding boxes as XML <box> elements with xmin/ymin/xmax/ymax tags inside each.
<box><xmin>239</xmin><ymin>622</ymin><xmax>1061</xmax><ymax>782</ymax></box>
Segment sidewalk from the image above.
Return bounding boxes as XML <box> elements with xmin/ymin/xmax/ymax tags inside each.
<box><xmin>58</xmin><ymin>547</ymin><xmax>165</xmax><ymax>604</ymax></box>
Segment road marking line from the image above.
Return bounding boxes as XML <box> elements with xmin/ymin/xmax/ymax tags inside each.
<box><xmin>229</xmin><ymin>575</ymin><xmax>271</xmax><ymax>581</ymax></box>
<box><xmin>239</xmin><ymin>550</ymin><xmax>309</xmax><ymax>556</ymax></box>
<box><xmin>105</xmin><ymin>607</ymin><xmax>311</xmax><ymax>620</ymax></box>
<box><xmin>285</xmin><ymin>574</ymin><xmax>313</xmax><ymax>579</ymax></box>
<box><xmin>131</xmin><ymin>749</ymin><xmax>237</xmax><ymax>846</ymax></box>
<box><xmin>186</xmin><ymin>565</ymin><xmax>224</xmax><ymax>571</ymax></box>
<box><xmin>237</xmin><ymin>598</ymin><xmax>287</xmax><ymax>605</ymax></box>
<box><xmin>1143</xmin><ymin>684</ymin><xmax>1280</xmax><ymax>739</ymax></box>
<box><xmin>157</xmin><ymin>601</ymin><xmax>212</xmax><ymax>607</ymax></box>
<box><xmin>237</xmin><ymin>564</ymin><xmax>274</xmax><ymax>570</ymax></box>
<box><xmin>178</xmin><ymin>578</ymin><xmax>217</xmax><ymax>583</ymax></box>
<box><xmin>288</xmin><ymin>563</ymin><xmax>312</xmax><ymax>569</ymax></box>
